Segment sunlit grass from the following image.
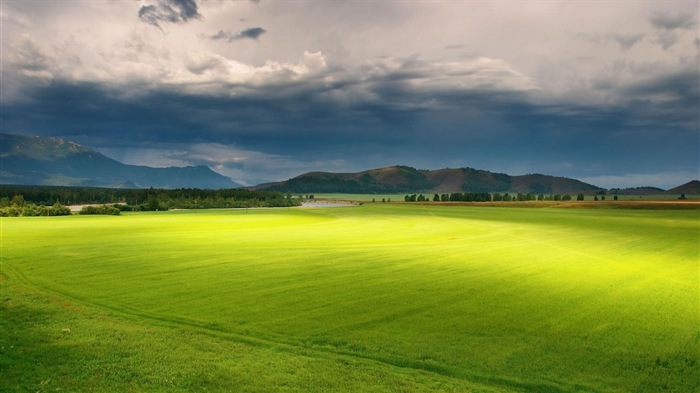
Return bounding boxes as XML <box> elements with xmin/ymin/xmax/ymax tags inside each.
<box><xmin>2</xmin><ymin>205</ymin><xmax>698</xmax><ymax>392</ymax></box>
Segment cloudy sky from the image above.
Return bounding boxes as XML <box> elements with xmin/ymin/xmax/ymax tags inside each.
<box><xmin>2</xmin><ymin>0</ymin><xmax>698</xmax><ymax>188</ymax></box>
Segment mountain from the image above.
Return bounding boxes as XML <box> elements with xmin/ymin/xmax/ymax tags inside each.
<box><xmin>0</xmin><ymin>134</ymin><xmax>240</xmax><ymax>189</ymax></box>
<box><xmin>665</xmin><ymin>180</ymin><xmax>700</xmax><ymax>195</ymax></box>
<box><xmin>258</xmin><ymin>165</ymin><xmax>603</xmax><ymax>194</ymax></box>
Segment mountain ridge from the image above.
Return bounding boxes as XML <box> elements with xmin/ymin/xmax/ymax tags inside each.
<box><xmin>665</xmin><ymin>180</ymin><xmax>700</xmax><ymax>195</ymax></box>
<box><xmin>3</xmin><ymin>133</ymin><xmax>696</xmax><ymax>193</ymax></box>
<box><xmin>256</xmin><ymin>165</ymin><xmax>606</xmax><ymax>195</ymax></box>
<box><xmin>0</xmin><ymin>133</ymin><xmax>240</xmax><ymax>189</ymax></box>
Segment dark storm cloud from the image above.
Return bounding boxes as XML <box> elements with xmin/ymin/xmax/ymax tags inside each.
<box><xmin>171</xmin><ymin>0</ymin><xmax>200</xmax><ymax>19</ymax></box>
<box><xmin>236</xmin><ymin>27</ymin><xmax>266</xmax><ymax>40</ymax></box>
<box><xmin>139</xmin><ymin>0</ymin><xmax>202</xmax><ymax>29</ymax></box>
<box><xmin>649</xmin><ymin>11</ymin><xmax>696</xmax><ymax>31</ymax></box>
<box><xmin>210</xmin><ymin>27</ymin><xmax>267</xmax><ymax>42</ymax></box>
<box><xmin>0</xmin><ymin>80</ymin><xmax>390</xmax><ymax>148</ymax></box>
<box><xmin>619</xmin><ymin>69</ymin><xmax>699</xmax><ymax>127</ymax></box>
<box><xmin>622</xmin><ymin>69</ymin><xmax>699</xmax><ymax>102</ymax></box>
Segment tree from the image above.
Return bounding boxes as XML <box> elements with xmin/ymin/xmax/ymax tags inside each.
<box><xmin>433</xmin><ymin>194</ymin><xmax>440</xmax><ymax>202</ymax></box>
<box><xmin>562</xmin><ymin>194</ymin><xmax>572</xmax><ymax>201</ymax></box>
<box><xmin>145</xmin><ymin>196</ymin><xmax>161</xmax><ymax>211</ymax></box>
<box><xmin>577</xmin><ymin>193</ymin><xmax>584</xmax><ymax>201</ymax></box>
<box><xmin>679</xmin><ymin>193</ymin><xmax>687</xmax><ymax>200</ymax></box>
<box><xmin>614</xmin><ymin>195</ymin><xmax>618</xmax><ymax>200</ymax></box>
<box><xmin>11</xmin><ymin>194</ymin><xmax>25</xmax><ymax>207</ymax></box>
<box><xmin>51</xmin><ymin>201</ymin><xmax>71</xmax><ymax>216</ymax></box>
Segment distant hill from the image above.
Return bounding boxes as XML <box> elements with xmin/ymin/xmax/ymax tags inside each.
<box><xmin>0</xmin><ymin>134</ymin><xmax>240</xmax><ymax>189</ymax></box>
<box><xmin>665</xmin><ymin>180</ymin><xmax>700</xmax><ymax>195</ymax></box>
<box><xmin>609</xmin><ymin>186</ymin><xmax>665</xmax><ymax>195</ymax></box>
<box><xmin>259</xmin><ymin>165</ymin><xmax>603</xmax><ymax>194</ymax></box>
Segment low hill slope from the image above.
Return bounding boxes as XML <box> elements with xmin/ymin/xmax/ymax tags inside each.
<box><xmin>266</xmin><ymin>166</ymin><xmax>432</xmax><ymax>193</ymax></box>
<box><xmin>665</xmin><ymin>180</ymin><xmax>700</xmax><ymax>195</ymax></box>
<box><xmin>510</xmin><ymin>174</ymin><xmax>601</xmax><ymax>195</ymax></box>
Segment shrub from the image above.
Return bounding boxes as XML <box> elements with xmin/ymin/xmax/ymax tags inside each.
<box><xmin>50</xmin><ymin>202</ymin><xmax>71</xmax><ymax>216</ymax></box>
<box><xmin>79</xmin><ymin>205</ymin><xmax>121</xmax><ymax>215</ymax></box>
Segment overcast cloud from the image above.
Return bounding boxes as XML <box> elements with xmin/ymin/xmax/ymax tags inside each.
<box><xmin>1</xmin><ymin>0</ymin><xmax>698</xmax><ymax>188</ymax></box>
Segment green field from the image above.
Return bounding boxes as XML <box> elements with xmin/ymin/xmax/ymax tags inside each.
<box><xmin>312</xmin><ymin>193</ymin><xmax>699</xmax><ymax>202</ymax></box>
<box><xmin>1</xmin><ymin>205</ymin><xmax>698</xmax><ymax>392</ymax></box>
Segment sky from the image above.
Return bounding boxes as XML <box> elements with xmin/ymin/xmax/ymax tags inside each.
<box><xmin>1</xmin><ymin>0</ymin><xmax>698</xmax><ymax>188</ymax></box>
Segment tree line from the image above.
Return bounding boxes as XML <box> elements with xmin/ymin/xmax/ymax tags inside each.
<box><xmin>0</xmin><ymin>194</ymin><xmax>72</xmax><ymax>217</ymax></box>
<box><xmin>0</xmin><ymin>185</ymin><xmax>301</xmax><ymax>215</ymax></box>
<box><xmin>404</xmin><ymin>192</ymin><xmax>607</xmax><ymax>202</ymax></box>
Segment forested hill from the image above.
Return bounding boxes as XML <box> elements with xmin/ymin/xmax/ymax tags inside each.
<box><xmin>0</xmin><ymin>133</ymin><xmax>240</xmax><ymax>189</ymax></box>
<box><xmin>258</xmin><ymin>165</ymin><xmax>604</xmax><ymax>194</ymax></box>
<box><xmin>665</xmin><ymin>180</ymin><xmax>700</xmax><ymax>195</ymax></box>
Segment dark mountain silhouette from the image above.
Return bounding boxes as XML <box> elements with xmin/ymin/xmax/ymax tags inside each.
<box><xmin>257</xmin><ymin>165</ymin><xmax>604</xmax><ymax>194</ymax></box>
<box><xmin>665</xmin><ymin>180</ymin><xmax>700</xmax><ymax>195</ymax></box>
<box><xmin>0</xmin><ymin>133</ymin><xmax>240</xmax><ymax>189</ymax></box>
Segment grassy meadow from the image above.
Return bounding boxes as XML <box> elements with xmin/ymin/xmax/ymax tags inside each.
<box><xmin>1</xmin><ymin>204</ymin><xmax>699</xmax><ymax>392</ymax></box>
<box><xmin>312</xmin><ymin>193</ymin><xmax>699</xmax><ymax>202</ymax></box>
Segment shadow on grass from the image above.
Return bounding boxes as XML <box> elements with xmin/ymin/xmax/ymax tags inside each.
<box><xmin>0</xmin><ymin>277</ymin><xmax>147</xmax><ymax>392</ymax></box>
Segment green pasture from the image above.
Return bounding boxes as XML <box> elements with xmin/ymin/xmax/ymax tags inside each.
<box><xmin>592</xmin><ymin>194</ymin><xmax>698</xmax><ymax>201</ymax></box>
<box><xmin>1</xmin><ymin>205</ymin><xmax>698</xmax><ymax>392</ymax></box>
<box><xmin>312</xmin><ymin>193</ymin><xmax>698</xmax><ymax>202</ymax></box>
<box><xmin>312</xmin><ymin>193</ymin><xmax>407</xmax><ymax>202</ymax></box>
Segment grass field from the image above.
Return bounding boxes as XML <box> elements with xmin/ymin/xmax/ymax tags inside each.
<box><xmin>1</xmin><ymin>204</ymin><xmax>698</xmax><ymax>392</ymax></box>
<box><xmin>312</xmin><ymin>193</ymin><xmax>699</xmax><ymax>202</ymax></box>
